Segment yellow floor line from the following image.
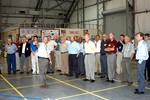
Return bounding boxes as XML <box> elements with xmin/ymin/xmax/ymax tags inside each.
<box><xmin>0</xmin><ymin>77</ymin><xmax>84</xmax><ymax>92</ymax></box>
<box><xmin>92</xmin><ymin>85</ymin><xmax>127</xmax><ymax>93</ymax></box>
<box><xmin>47</xmin><ymin>75</ymin><xmax>108</xmax><ymax>100</ymax></box>
<box><xmin>0</xmin><ymin>75</ymin><xmax>33</xmax><ymax>81</ymax></box>
<box><xmin>0</xmin><ymin>75</ymin><xmax>27</xmax><ymax>100</ymax></box>
<box><xmin>56</xmin><ymin>84</ymin><xmax>127</xmax><ymax>100</ymax></box>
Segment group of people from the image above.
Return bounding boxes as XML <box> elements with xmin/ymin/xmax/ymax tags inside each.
<box><xmin>2</xmin><ymin>32</ymin><xmax>150</xmax><ymax>94</ymax></box>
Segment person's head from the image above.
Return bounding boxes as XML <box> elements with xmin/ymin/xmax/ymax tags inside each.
<box><xmin>43</xmin><ymin>36</ymin><xmax>48</xmax><ymax>44</ymax></box>
<box><xmin>144</xmin><ymin>33</ymin><xmax>149</xmax><ymax>41</ymax></box>
<box><xmin>47</xmin><ymin>35</ymin><xmax>51</xmax><ymax>41</ymax></box>
<box><xmin>7</xmin><ymin>37</ymin><xmax>12</xmax><ymax>44</ymax></box>
<box><xmin>74</xmin><ymin>36</ymin><xmax>79</xmax><ymax>42</ymax></box>
<box><xmin>18</xmin><ymin>37</ymin><xmax>22</xmax><ymax>43</ymax></box>
<box><xmin>95</xmin><ymin>35</ymin><xmax>100</xmax><ymax>41</ymax></box>
<box><xmin>70</xmin><ymin>36</ymin><xmax>75</xmax><ymax>42</ymax></box>
<box><xmin>60</xmin><ymin>36</ymin><xmax>66</xmax><ymax>43</ymax></box>
<box><xmin>120</xmin><ymin>34</ymin><xmax>125</xmax><ymax>42</ymax></box>
<box><xmin>84</xmin><ymin>33</ymin><xmax>90</xmax><ymax>42</ymax></box>
<box><xmin>109</xmin><ymin>33</ymin><xmax>114</xmax><ymax>40</ymax></box>
<box><xmin>102</xmin><ymin>34</ymin><xmax>107</xmax><ymax>41</ymax></box>
<box><xmin>33</xmin><ymin>36</ymin><xmax>38</xmax><ymax>41</ymax></box>
<box><xmin>22</xmin><ymin>36</ymin><xmax>27</xmax><ymax>43</ymax></box>
<box><xmin>28</xmin><ymin>38</ymin><xmax>32</xmax><ymax>43</ymax></box>
<box><xmin>135</xmin><ymin>32</ymin><xmax>144</xmax><ymax>42</ymax></box>
<box><xmin>124</xmin><ymin>36</ymin><xmax>130</xmax><ymax>44</ymax></box>
<box><xmin>55</xmin><ymin>34</ymin><xmax>60</xmax><ymax>40</ymax></box>
<box><xmin>78</xmin><ymin>37</ymin><xmax>83</xmax><ymax>43</ymax></box>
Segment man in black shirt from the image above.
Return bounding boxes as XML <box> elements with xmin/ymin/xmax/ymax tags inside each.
<box><xmin>100</xmin><ymin>34</ymin><xmax>108</xmax><ymax>79</ymax></box>
<box><xmin>116</xmin><ymin>34</ymin><xmax>125</xmax><ymax>74</ymax></box>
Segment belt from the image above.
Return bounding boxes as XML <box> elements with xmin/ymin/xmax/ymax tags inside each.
<box><xmin>7</xmin><ymin>53</ymin><xmax>15</xmax><ymax>55</ymax></box>
<box><xmin>61</xmin><ymin>52</ymin><xmax>68</xmax><ymax>54</ymax></box>
<box><xmin>123</xmin><ymin>57</ymin><xmax>130</xmax><ymax>59</ymax></box>
<box><xmin>107</xmin><ymin>53</ymin><xmax>116</xmax><ymax>55</ymax></box>
<box><xmin>95</xmin><ymin>52</ymin><xmax>100</xmax><ymax>54</ymax></box>
<box><xmin>85</xmin><ymin>53</ymin><xmax>95</xmax><ymax>55</ymax></box>
<box><xmin>38</xmin><ymin>57</ymin><xmax>48</xmax><ymax>59</ymax></box>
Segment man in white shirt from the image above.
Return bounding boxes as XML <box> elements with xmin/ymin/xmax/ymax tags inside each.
<box><xmin>38</xmin><ymin>36</ymin><xmax>52</xmax><ymax>88</ymax></box>
<box><xmin>134</xmin><ymin>32</ymin><xmax>149</xmax><ymax>94</ymax></box>
<box><xmin>83</xmin><ymin>33</ymin><xmax>96</xmax><ymax>82</ymax></box>
<box><xmin>47</xmin><ymin>36</ymin><xmax>58</xmax><ymax>73</ymax></box>
<box><xmin>94</xmin><ymin>35</ymin><xmax>101</xmax><ymax>75</ymax></box>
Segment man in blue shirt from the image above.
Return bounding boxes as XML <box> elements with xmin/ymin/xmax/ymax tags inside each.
<box><xmin>5</xmin><ymin>37</ymin><xmax>18</xmax><ymax>74</ymax></box>
<box><xmin>68</xmin><ymin>36</ymin><xmax>80</xmax><ymax>78</ymax></box>
<box><xmin>116</xmin><ymin>34</ymin><xmax>125</xmax><ymax>74</ymax></box>
<box><xmin>100</xmin><ymin>34</ymin><xmax>108</xmax><ymax>79</ymax></box>
<box><xmin>134</xmin><ymin>32</ymin><xmax>149</xmax><ymax>94</ymax></box>
<box><xmin>30</xmin><ymin>36</ymin><xmax>39</xmax><ymax>75</ymax></box>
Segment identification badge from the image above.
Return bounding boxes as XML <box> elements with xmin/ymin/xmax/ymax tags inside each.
<box><xmin>26</xmin><ymin>48</ymin><xmax>28</xmax><ymax>50</ymax></box>
<box><xmin>104</xmin><ymin>44</ymin><xmax>106</xmax><ymax>46</ymax></box>
<box><xmin>127</xmin><ymin>48</ymin><xmax>130</xmax><ymax>51</ymax></box>
<box><xmin>108</xmin><ymin>44</ymin><xmax>111</xmax><ymax>47</ymax></box>
<box><xmin>18</xmin><ymin>46</ymin><xmax>20</xmax><ymax>48</ymax></box>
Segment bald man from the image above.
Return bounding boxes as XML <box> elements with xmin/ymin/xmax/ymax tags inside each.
<box><xmin>105</xmin><ymin>33</ymin><xmax>118</xmax><ymax>83</ymax></box>
<box><xmin>122</xmin><ymin>36</ymin><xmax>135</xmax><ymax>86</ymax></box>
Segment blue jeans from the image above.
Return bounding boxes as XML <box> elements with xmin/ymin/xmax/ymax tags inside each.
<box><xmin>100</xmin><ymin>55</ymin><xmax>108</xmax><ymax>77</ymax></box>
<box><xmin>137</xmin><ymin>60</ymin><xmax>146</xmax><ymax>92</ymax></box>
<box><xmin>6</xmin><ymin>53</ymin><xmax>16</xmax><ymax>74</ymax></box>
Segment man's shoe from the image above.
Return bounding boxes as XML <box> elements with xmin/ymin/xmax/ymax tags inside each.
<box><xmin>26</xmin><ymin>72</ymin><xmax>30</xmax><ymax>74</ymax></box>
<box><xmin>90</xmin><ymin>80</ymin><xmax>95</xmax><ymax>83</ymax></box>
<box><xmin>110</xmin><ymin>80</ymin><xmax>115</xmax><ymax>83</ymax></box>
<box><xmin>83</xmin><ymin>79</ymin><xmax>90</xmax><ymax>81</ymax></box>
<box><xmin>134</xmin><ymin>91</ymin><xmax>144</xmax><ymax>94</ymax></box>
<box><xmin>20</xmin><ymin>72</ymin><xmax>24</xmax><ymax>74</ymax></box>
<box><xmin>99</xmin><ymin>76</ymin><xmax>105</xmax><ymax>78</ymax></box>
<box><xmin>135</xmin><ymin>89</ymin><xmax>138</xmax><ymax>92</ymax></box>
<box><xmin>106</xmin><ymin>79</ymin><xmax>110</xmax><ymax>82</ymax></box>
<box><xmin>75</xmin><ymin>75</ymin><xmax>78</xmax><ymax>78</ymax></box>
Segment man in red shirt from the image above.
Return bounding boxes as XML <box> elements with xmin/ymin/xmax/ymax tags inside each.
<box><xmin>105</xmin><ymin>33</ymin><xmax>118</xmax><ymax>83</ymax></box>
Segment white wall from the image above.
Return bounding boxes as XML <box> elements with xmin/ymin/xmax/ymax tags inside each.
<box><xmin>135</xmin><ymin>0</ymin><xmax>150</xmax><ymax>33</ymax></box>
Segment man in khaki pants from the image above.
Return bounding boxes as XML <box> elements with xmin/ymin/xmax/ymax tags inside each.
<box><xmin>59</xmin><ymin>36</ymin><xmax>69</xmax><ymax>75</ymax></box>
<box><xmin>122</xmin><ymin>36</ymin><xmax>135</xmax><ymax>86</ymax></box>
<box><xmin>94</xmin><ymin>35</ymin><xmax>101</xmax><ymax>75</ymax></box>
<box><xmin>83</xmin><ymin>33</ymin><xmax>96</xmax><ymax>82</ymax></box>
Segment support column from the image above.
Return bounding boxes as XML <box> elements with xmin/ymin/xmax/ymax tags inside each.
<box><xmin>97</xmin><ymin>0</ymin><xmax>99</xmax><ymax>34</ymax></box>
<box><xmin>77</xmin><ymin>0</ymin><xmax>79</xmax><ymax>28</ymax></box>
<box><xmin>83</xmin><ymin>0</ymin><xmax>85</xmax><ymax>28</ymax></box>
<box><xmin>126</xmin><ymin>0</ymin><xmax>129</xmax><ymax>36</ymax></box>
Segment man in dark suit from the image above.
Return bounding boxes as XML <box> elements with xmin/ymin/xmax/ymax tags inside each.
<box><xmin>19</xmin><ymin>36</ymin><xmax>31</xmax><ymax>74</ymax></box>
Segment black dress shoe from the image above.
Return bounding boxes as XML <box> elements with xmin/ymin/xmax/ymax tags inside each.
<box><xmin>67</xmin><ymin>75</ymin><xmax>73</xmax><ymax>77</ymax></box>
<box><xmin>110</xmin><ymin>80</ymin><xmax>115</xmax><ymax>83</ymax></box>
<box><xmin>90</xmin><ymin>80</ymin><xmax>95</xmax><ymax>83</ymax></box>
<box><xmin>59</xmin><ymin>73</ymin><xmax>64</xmax><ymax>75</ymax></box>
<box><xmin>99</xmin><ymin>76</ymin><xmax>105</xmax><ymax>78</ymax></box>
<box><xmin>13</xmin><ymin>73</ymin><xmax>16</xmax><ymax>74</ymax></box>
<box><xmin>20</xmin><ymin>72</ymin><xmax>24</xmax><ymax>74</ymax></box>
<box><xmin>134</xmin><ymin>91</ymin><xmax>144</xmax><ymax>94</ymax></box>
<box><xmin>135</xmin><ymin>89</ymin><xmax>138</xmax><ymax>92</ymax></box>
<box><xmin>26</xmin><ymin>72</ymin><xmax>30</xmax><ymax>74</ymax></box>
<box><xmin>83</xmin><ymin>79</ymin><xmax>89</xmax><ymax>81</ymax></box>
<box><xmin>46</xmin><ymin>72</ymin><xmax>50</xmax><ymax>74</ymax></box>
<box><xmin>75</xmin><ymin>76</ymin><xmax>78</xmax><ymax>78</ymax></box>
<box><xmin>81</xmin><ymin>74</ymin><xmax>85</xmax><ymax>76</ymax></box>
<box><xmin>106</xmin><ymin>79</ymin><xmax>110</xmax><ymax>82</ymax></box>
<box><xmin>8</xmin><ymin>73</ymin><xmax>11</xmax><ymax>75</ymax></box>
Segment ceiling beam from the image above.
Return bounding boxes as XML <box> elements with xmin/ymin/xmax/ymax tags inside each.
<box><xmin>2</xmin><ymin>5</ymin><xmax>68</xmax><ymax>12</ymax></box>
<box><xmin>64</xmin><ymin>0</ymin><xmax>78</xmax><ymax>24</ymax></box>
<box><xmin>2</xmin><ymin>15</ymin><xmax>64</xmax><ymax>19</ymax></box>
<box><xmin>32</xmin><ymin>0</ymin><xmax>44</xmax><ymax>22</ymax></box>
<box><xmin>46</xmin><ymin>0</ymin><xmax>68</xmax><ymax>12</ymax></box>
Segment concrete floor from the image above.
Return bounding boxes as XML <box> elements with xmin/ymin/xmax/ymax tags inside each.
<box><xmin>0</xmin><ymin>57</ymin><xmax>150</xmax><ymax>100</ymax></box>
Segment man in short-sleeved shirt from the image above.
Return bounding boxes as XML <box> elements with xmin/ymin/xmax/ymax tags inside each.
<box><xmin>105</xmin><ymin>33</ymin><xmax>118</xmax><ymax>83</ymax></box>
<box><xmin>67</xmin><ymin>36</ymin><xmax>80</xmax><ymax>78</ymax></box>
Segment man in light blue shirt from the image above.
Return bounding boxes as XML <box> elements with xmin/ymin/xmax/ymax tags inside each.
<box><xmin>67</xmin><ymin>36</ymin><xmax>80</xmax><ymax>78</ymax></box>
<box><xmin>5</xmin><ymin>37</ymin><xmax>18</xmax><ymax>74</ymax></box>
<box><xmin>134</xmin><ymin>32</ymin><xmax>149</xmax><ymax>94</ymax></box>
<box><xmin>144</xmin><ymin>34</ymin><xmax>150</xmax><ymax>81</ymax></box>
